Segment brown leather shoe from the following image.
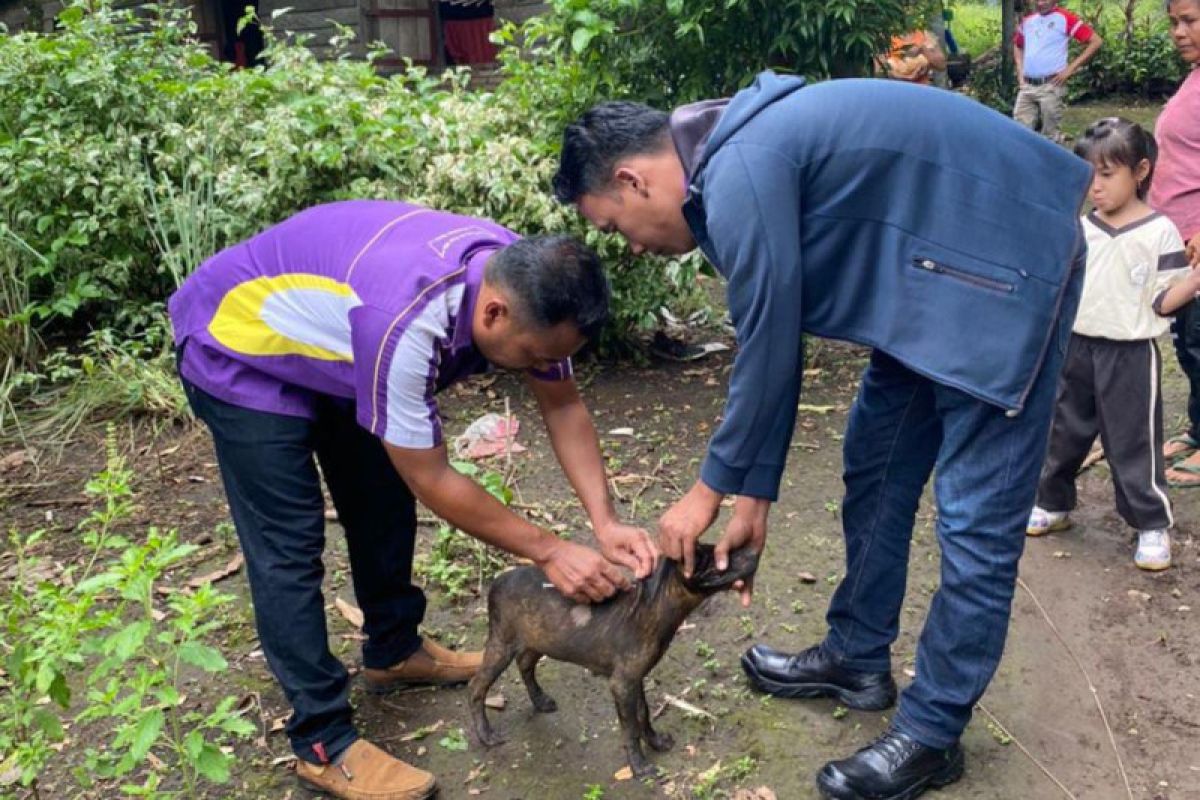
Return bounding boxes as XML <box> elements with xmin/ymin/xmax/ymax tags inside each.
<box><xmin>295</xmin><ymin>739</ymin><xmax>436</xmax><ymax>800</ymax></box>
<box><xmin>363</xmin><ymin>639</ymin><xmax>482</xmax><ymax>694</ymax></box>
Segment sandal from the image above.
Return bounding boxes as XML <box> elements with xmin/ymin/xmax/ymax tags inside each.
<box><xmin>1166</xmin><ymin>452</ymin><xmax>1200</xmax><ymax>487</ymax></box>
<box><xmin>1163</xmin><ymin>434</ymin><xmax>1199</xmax><ymax>462</ymax></box>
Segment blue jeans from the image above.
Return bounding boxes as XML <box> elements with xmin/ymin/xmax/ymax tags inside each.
<box><xmin>822</xmin><ymin>270</ymin><xmax>1081</xmax><ymax>749</ymax></box>
<box><xmin>182</xmin><ymin>379</ymin><xmax>427</xmax><ymax>764</ymax></box>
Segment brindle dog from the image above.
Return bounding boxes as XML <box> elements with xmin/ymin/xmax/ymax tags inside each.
<box><xmin>468</xmin><ymin>544</ymin><xmax>760</xmax><ymax>778</ymax></box>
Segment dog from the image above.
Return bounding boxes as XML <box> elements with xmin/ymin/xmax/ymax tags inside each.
<box><xmin>468</xmin><ymin>543</ymin><xmax>760</xmax><ymax>778</ymax></box>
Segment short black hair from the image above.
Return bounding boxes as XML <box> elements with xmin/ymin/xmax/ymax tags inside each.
<box><xmin>1074</xmin><ymin>117</ymin><xmax>1158</xmax><ymax>199</ymax></box>
<box><xmin>553</xmin><ymin>101</ymin><xmax>671</xmax><ymax>204</ymax></box>
<box><xmin>486</xmin><ymin>235</ymin><xmax>610</xmax><ymax>340</ymax></box>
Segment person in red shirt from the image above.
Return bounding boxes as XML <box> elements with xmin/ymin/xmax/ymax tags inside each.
<box><xmin>1012</xmin><ymin>0</ymin><xmax>1103</xmax><ymax>141</ymax></box>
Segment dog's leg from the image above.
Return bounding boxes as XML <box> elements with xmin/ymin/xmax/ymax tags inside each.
<box><xmin>610</xmin><ymin>675</ymin><xmax>657</xmax><ymax>780</ymax></box>
<box><xmin>516</xmin><ymin>649</ymin><xmax>557</xmax><ymax>713</ymax></box>
<box><xmin>469</xmin><ymin>638</ymin><xmax>517</xmax><ymax>748</ymax></box>
<box><xmin>635</xmin><ymin>679</ymin><xmax>674</xmax><ymax>752</ymax></box>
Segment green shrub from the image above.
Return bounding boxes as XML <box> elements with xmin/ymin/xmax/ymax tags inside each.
<box><xmin>511</xmin><ymin>0</ymin><xmax>930</xmax><ymax>107</ymax></box>
<box><xmin>0</xmin><ymin>0</ymin><xmax>704</xmax><ymax>392</ymax></box>
<box><xmin>963</xmin><ymin>1</ymin><xmax>1185</xmax><ymax>110</ymax></box>
<box><xmin>0</xmin><ymin>433</ymin><xmax>253</xmax><ymax>797</ymax></box>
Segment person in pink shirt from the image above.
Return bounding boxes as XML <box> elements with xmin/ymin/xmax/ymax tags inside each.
<box><xmin>1153</xmin><ymin>0</ymin><xmax>1200</xmax><ymax>486</ymax></box>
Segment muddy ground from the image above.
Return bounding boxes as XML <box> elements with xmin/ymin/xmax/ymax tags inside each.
<box><xmin>4</xmin><ymin>320</ymin><xmax>1198</xmax><ymax>799</ymax></box>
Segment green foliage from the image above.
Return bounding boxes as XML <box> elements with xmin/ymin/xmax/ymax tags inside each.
<box><xmin>1069</xmin><ymin>2</ymin><xmax>1186</xmax><ymax>100</ymax></box>
<box><xmin>513</xmin><ymin>0</ymin><xmax>928</xmax><ymax>106</ymax></box>
<box><xmin>415</xmin><ymin>461</ymin><xmax>513</xmax><ymax>600</ymax></box>
<box><xmin>964</xmin><ymin>1</ymin><xmax>1185</xmax><ymax>111</ymax></box>
<box><xmin>0</xmin><ymin>430</ymin><xmax>252</xmax><ymax>797</ymax></box>
<box><xmin>0</xmin><ymin>0</ymin><xmax>703</xmax><ymax>404</ymax></box>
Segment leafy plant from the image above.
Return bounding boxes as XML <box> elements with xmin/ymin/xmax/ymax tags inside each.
<box><xmin>0</xmin><ymin>430</ymin><xmax>253</xmax><ymax>797</ymax></box>
<box><xmin>415</xmin><ymin>461</ymin><xmax>513</xmax><ymax>600</ymax></box>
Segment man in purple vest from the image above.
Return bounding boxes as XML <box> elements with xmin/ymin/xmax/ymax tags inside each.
<box><xmin>169</xmin><ymin>200</ymin><xmax>656</xmax><ymax>800</ymax></box>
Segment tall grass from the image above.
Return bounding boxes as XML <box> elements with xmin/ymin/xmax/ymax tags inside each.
<box><xmin>0</xmin><ymin>225</ymin><xmax>45</xmax><ymax>439</ymax></box>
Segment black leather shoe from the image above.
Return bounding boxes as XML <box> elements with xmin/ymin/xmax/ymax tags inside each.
<box><xmin>741</xmin><ymin>644</ymin><xmax>897</xmax><ymax>710</ymax></box>
<box><xmin>816</xmin><ymin>729</ymin><xmax>964</xmax><ymax>800</ymax></box>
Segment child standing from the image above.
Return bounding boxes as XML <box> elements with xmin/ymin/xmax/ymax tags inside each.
<box><xmin>1028</xmin><ymin>117</ymin><xmax>1196</xmax><ymax>570</ymax></box>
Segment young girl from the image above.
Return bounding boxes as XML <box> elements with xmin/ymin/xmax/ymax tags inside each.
<box><xmin>1027</xmin><ymin>117</ymin><xmax>1197</xmax><ymax>570</ymax></box>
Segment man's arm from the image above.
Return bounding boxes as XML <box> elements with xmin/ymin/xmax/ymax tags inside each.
<box><xmin>385</xmin><ymin>443</ymin><xmax>629</xmax><ymax>602</ymax></box>
<box><xmin>526</xmin><ymin>374</ymin><xmax>657</xmax><ymax>578</ymax></box>
<box><xmin>1014</xmin><ymin>42</ymin><xmax>1026</xmax><ymax>85</ymax></box>
<box><xmin>658</xmin><ymin>143</ymin><xmax>805</xmax><ymax>597</ymax></box>
<box><xmin>1054</xmin><ymin>27</ymin><xmax>1102</xmax><ymax>86</ymax></box>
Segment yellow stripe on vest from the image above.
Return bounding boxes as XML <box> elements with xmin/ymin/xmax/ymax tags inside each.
<box><xmin>209</xmin><ymin>274</ymin><xmax>356</xmax><ymax>361</ymax></box>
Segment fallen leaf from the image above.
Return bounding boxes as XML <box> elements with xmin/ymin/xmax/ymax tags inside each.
<box><xmin>614</xmin><ymin>766</ymin><xmax>634</xmax><ymax>781</ymax></box>
<box><xmin>400</xmin><ymin>720</ymin><xmax>444</xmax><ymax>742</ymax></box>
<box><xmin>796</xmin><ymin>404</ymin><xmax>838</xmax><ymax>415</ymax></box>
<box><xmin>335</xmin><ymin>597</ymin><xmax>364</xmax><ymax>629</ymax></box>
<box><xmin>187</xmin><ymin>552</ymin><xmax>244</xmax><ymax>589</ymax></box>
<box><xmin>733</xmin><ymin>789</ymin><xmax>777</xmax><ymax>800</ymax></box>
<box><xmin>662</xmin><ymin>694</ymin><xmax>717</xmax><ymax>720</ymax></box>
<box><xmin>607</xmin><ymin>427</ymin><xmax>635</xmax><ymax>437</ymax></box>
<box><xmin>465</xmin><ymin>763</ymin><xmax>487</xmax><ymax>783</ymax></box>
<box><xmin>0</xmin><ymin>450</ymin><xmax>28</xmax><ymax>473</ymax></box>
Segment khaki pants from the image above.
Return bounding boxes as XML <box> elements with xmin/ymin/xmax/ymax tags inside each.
<box><xmin>1012</xmin><ymin>82</ymin><xmax>1066</xmax><ymax>140</ymax></box>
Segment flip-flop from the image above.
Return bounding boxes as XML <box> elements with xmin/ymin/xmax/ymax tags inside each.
<box><xmin>1164</xmin><ymin>434</ymin><xmax>1199</xmax><ymax>463</ymax></box>
<box><xmin>1166</xmin><ymin>458</ymin><xmax>1200</xmax><ymax>488</ymax></box>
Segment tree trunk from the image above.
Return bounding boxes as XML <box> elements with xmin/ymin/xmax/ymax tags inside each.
<box><xmin>1001</xmin><ymin>0</ymin><xmax>1016</xmax><ymax>92</ymax></box>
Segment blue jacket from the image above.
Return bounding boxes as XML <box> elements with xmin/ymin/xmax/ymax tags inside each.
<box><xmin>672</xmin><ymin>73</ymin><xmax>1091</xmax><ymax>501</ymax></box>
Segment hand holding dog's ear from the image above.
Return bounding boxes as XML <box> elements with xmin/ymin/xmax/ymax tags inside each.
<box><xmin>595</xmin><ymin>520</ymin><xmax>658</xmax><ymax>579</ymax></box>
<box><xmin>658</xmin><ymin>480</ymin><xmax>723</xmax><ymax>577</ymax></box>
<box><xmin>716</xmin><ymin>497</ymin><xmax>770</xmax><ymax>607</ymax></box>
<box><xmin>539</xmin><ymin>539</ymin><xmax>630</xmax><ymax>603</ymax></box>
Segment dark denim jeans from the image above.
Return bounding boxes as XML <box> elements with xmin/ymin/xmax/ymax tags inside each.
<box><xmin>1170</xmin><ymin>299</ymin><xmax>1200</xmax><ymax>442</ymax></box>
<box><xmin>182</xmin><ymin>379</ymin><xmax>426</xmax><ymax>764</ymax></box>
<box><xmin>821</xmin><ymin>269</ymin><xmax>1082</xmax><ymax>750</ymax></box>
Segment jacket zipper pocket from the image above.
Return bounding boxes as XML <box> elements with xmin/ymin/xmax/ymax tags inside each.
<box><xmin>912</xmin><ymin>257</ymin><xmax>1015</xmax><ymax>294</ymax></box>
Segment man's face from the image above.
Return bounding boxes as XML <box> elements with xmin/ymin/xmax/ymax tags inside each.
<box><xmin>476</xmin><ymin>314</ymin><xmax>586</xmax><ymax>373</ymax></box>
<box><xmin>1035</xmin><ymin>0</ymin><xmax>1056</xmax><ymax>14</ymax></box>
<box><xmin>576</xmin><ymin>158</ymin><xmax>697</xmax><ymax>257</ymax></box>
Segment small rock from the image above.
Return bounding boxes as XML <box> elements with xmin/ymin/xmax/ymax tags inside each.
<box><xmin>1179</xmin><ymin>605</ymin><xmax>1191</xmax><ymax>613</ymax></box>
<box><xmin>799</xmin><ymin>572</ymin><xmax>817</xmax><ymax>584</ymax></box>
<box><xmin>485</xmin><ymin>694</ymin><xmax>506</xmax><ymax>710</ymax></box>
<box><xmin>1127</xmin><ymin>590</ymin><xmax>1151</xmax><ymax>602</ymax></box>
<box><xmin>614</xmin><ymin>766</ymin><xmax>634</xmax><ymax>781</ymax></box>
<box><xmin>416</xmin><ymin>746</ymin><xmax>427</xmax><ymax>756</ymax></box>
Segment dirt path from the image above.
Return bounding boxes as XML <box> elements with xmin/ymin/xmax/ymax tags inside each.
<box><xmin>3</xmin><ymin>339</ymin><xmax>1197</xmax><ymax>799</ymax></box>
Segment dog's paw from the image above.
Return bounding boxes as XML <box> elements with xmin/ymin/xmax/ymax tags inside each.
<box><xmin>475</xmin><ymin>727</ymin><xmax>506</xmax><ymax>748</ymax></box>
<box><xmin>631</xmin><ymin>761</ymin><xmax>663</xmax><ymax>782</ymax></box>
<box><xmin>531</xmin><ymin>694</ymin><xmax>558</xmax><ymax>714</ymax></box>
<box><xmin>645</xmin><ymin>730</ymin><xmax>675</xmax><ymax>752</ymax></box>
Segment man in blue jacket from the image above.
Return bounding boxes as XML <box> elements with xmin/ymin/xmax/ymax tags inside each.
<box><xmin>554</xmin><ymin>74</ymin><xmax>1090</xmax><ymax>799</ymax></box>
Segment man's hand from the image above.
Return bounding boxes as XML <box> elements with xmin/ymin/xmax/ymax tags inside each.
<box><xmin>595</xmin><ymin>520</ymin><xmax>657</xmax><ymax>579</ymax></box>
<box><xmin>1187</xmin><ymin>233</ymin><xmax>1200</xmax><ymax>268</ymax></box>
<box><xmin>716</xmin><ymin>496</ymin><xmax>770</xmax><ymax>608</ymax></box>
<box><xmin>538</xmin><ymin>539</ymin><xmax>630</xmax><ymax>604</ymax></box>
<box><xmin>658</xmin><ymin>481</ymin><xmax>723</xmax><ymax>577</ymax></box>
<box><xmin>1050</xmin><ymin>68</ymin><xmax>1073</xmax><ymax>87</ymax></box>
